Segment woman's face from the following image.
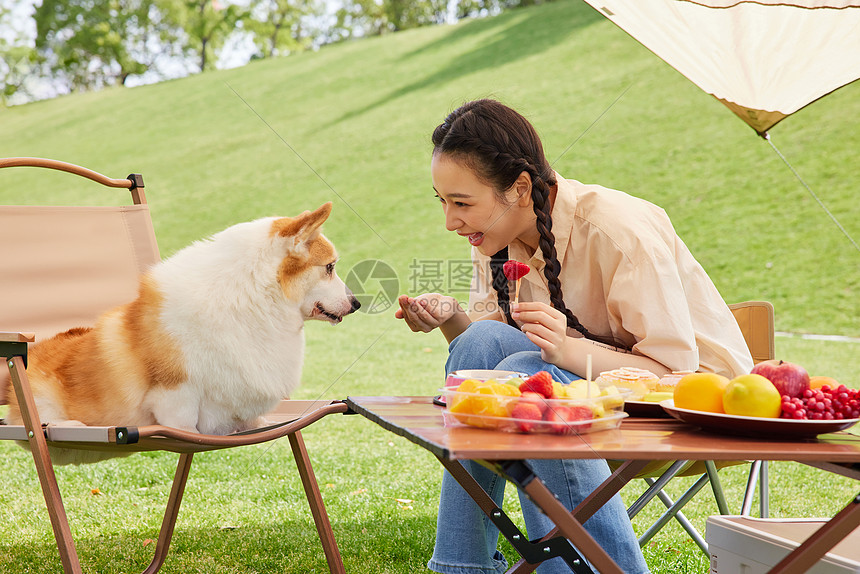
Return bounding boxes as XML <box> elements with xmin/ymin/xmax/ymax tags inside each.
<box><xmin>431</xmin><ymin>153</ymin><xmax>537</xmax><ymax>256</ymax></box>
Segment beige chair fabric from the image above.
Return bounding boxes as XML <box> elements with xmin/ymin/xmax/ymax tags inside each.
<box><xmin>0</xmin><ymin>205</ymin><xmax>160</xmax><ymax>340</ymax></box>
<box><xmin>729</xmin><ymin>301</ymin><xmax>776</xmax><ymax>366</ymax></box>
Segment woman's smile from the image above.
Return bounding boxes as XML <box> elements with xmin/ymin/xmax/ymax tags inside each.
<box><xmin>462</xmin><ymin>231</ymin><xmax>484</xmax><ymax>246</ymax></box>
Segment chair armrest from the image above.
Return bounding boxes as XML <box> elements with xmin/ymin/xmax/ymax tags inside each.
<box><xmin>1</xmin><ymin>332</ymin><xmax>34</xmax><ymax>372</ymax></box>
<box><xmin>0</xmin><ymin>332</ymin><xmax>35</xmax><ymax>343</ymax></box>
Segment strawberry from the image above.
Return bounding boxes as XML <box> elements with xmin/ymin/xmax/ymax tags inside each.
<box><xmin>511</xmin><ymin>402</ymin><xmax>543</xmax><ymax>433</ymax></box>
<box><xmin>519</xmin><ymin>371</ymin><xmax>555</xmax><ymax>399</ymax></box>
<box><xmin>544</xmin><ymin>405</ymin><xmax>593</xmax><ymax>435</ymax></box>
<box><xmin>520</xmin><ymin>391</ymin><xmax>549</xmax><ymax>415</ymax></box>
<box><xmin>502</xmin><ymin>260</ymin><xmax>530</xmax><ymax>281</ymax></box>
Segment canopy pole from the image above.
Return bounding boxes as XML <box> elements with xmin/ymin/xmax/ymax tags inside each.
<box><xmin>764</xmin><ymin>133</ymin><xmax>859</xmax><ymax>254</ymax></box>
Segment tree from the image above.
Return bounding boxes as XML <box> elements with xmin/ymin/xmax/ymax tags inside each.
<box><xmin>245</xmin><ymin>0</ymin><xmax>321</xmax><ymax>59</ymax></box>
<box><xmin>452</xmin><ymin>0</ymin><xmax>547</xmax><ymax>21</ymax></box>
<box><xmin>160</xmin><ymin>0</ymin><xmax>247</xmax><ymax>71</ymax></box>
<box><xmin>33</xmin><ymin>0</ymin><xmax>177</xmax><ymax>91</ymax></box>
<box><xmin>0</xmin><ymin>44</ymin><xmax>36</xmax><ymax>104</ymax></box>
<box><xmin>385</xmin><ymin>0</ymin><xmax>448</xmax><ymax>30</ymax></box>
<box><xmin>0</xmin><ymin>4</ymin><xmax>37</xmax><ymax>104</ymax></box>
<box><xmin>332</xmin><ymin>0</ymin><xmax>447</xmax><ymax>39</ymax></box>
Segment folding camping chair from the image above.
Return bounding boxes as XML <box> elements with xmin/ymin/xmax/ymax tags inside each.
<box><xmin>0</xmin><ymin>157</ymin><xmax>347</xmax><ymax>574</ymax></box>
<box><xmin>620</xmin><ymin>300</ymin><xmax>775</xmax><ymax>554</ymax></box>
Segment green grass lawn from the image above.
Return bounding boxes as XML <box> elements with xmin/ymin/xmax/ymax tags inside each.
<box><xmin>1</xmin><ymin>0</ymin><xmax>858</xmax><ymax>571</ymax></box>
<box><xmin>2</xmin><ymin>333</ymin><xmax>860</xmax><ymax>573</ymax></box>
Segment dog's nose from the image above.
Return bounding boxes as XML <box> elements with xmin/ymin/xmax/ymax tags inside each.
<box><xmin>349</xmin><ymin>296</ymin><xmax>361</xmax><ymax>314</ymax></box>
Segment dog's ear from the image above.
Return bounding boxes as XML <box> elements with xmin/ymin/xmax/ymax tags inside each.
<box><xmin>272</xmin><ymin>202</ymin><xmax>333</xmax><ymax>242</ymax></box>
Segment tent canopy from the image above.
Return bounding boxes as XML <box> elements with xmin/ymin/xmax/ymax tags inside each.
<box><xmin>583</xmin><ymin>1</ymin><xmax>860</xmax><ymax>135</ymax></box>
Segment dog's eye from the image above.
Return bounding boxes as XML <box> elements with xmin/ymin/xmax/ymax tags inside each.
<box><xmin>325</xmin><ymin>262</ymin><xmax>335</xmax><ymax>276</ymax></box>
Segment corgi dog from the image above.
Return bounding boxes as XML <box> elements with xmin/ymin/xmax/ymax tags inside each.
<box><xmin>3</xmin><ymin>202</ymin><xmax>359</xmax><ymax>463</ymax></box>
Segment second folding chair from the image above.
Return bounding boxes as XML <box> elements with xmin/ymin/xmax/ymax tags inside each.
<box><xmin>622</xmin><ymin>300</ymin><xmax>775</xmax><ymax>554</ymax></box>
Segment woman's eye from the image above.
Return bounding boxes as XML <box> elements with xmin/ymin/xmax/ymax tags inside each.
<box><xmin>435</xmin><ymin>194</ymin><xmax>467</xmax><ymax>208</ymax></box>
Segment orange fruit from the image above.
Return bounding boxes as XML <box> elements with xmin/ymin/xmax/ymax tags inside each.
<box><xmin>449</xmin><ymin>379</ymin><xmax>521</xmax><ymax>423</ymax></box>
<box><xmin>673</xmin><ymin>372</ymin><xmax>730</xmax><ymax>413</ymax></box>
<box><xmin>723</xmin><ymin>374</ymin><xmax>782</xmax><ymax>418</ymax></box>
<box><xmin>810</xmin><ymin>375</ymin><xmax>840</xmax><ymax>390</ymax></box>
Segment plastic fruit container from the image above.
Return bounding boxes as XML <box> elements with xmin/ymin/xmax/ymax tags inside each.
<box><xmin>440</xmin><ymin>383</ymin><xmax>631</xmax><ymax>435</ymax></box>
<box><xmin>444</xmin><ymin>369</ymin><xmax>527</xmax><ymax>389</ymax></box>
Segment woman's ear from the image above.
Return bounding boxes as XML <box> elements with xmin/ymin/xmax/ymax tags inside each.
<box><xmin>514</xmin><ymin>171</ymin><xmax>533</xmax><ymax>206</ymax></box>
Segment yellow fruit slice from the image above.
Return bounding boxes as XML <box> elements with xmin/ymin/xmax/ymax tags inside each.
<box><xmin>565</xmin><ymin>380</ymin><xmax>601</xmax><ymax>399</ymax></box>
<box><xmin>600</xmin><ymin>384</ymin><xmax>625</xmax><ymax>409</ymax></box>
<box><xmin>455</xmin><ymin>379</ymin><xmax>481</xmax><ymax>393</ymax></box>
<box><xmin>642</xmin><ymin>391</ymin><xmax>674</xmax><ymax>403</ymax></box>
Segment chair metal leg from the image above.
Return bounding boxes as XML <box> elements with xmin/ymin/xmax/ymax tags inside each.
<box><xmin>627</xmin><ymin>460</ymin><xmax>690</xmax><ymax>519</ymax></box>
<box><xmin>142</xmin><ymin>453</ymin><xmax>194</xmax><ymax>574</ymax></box>
<box><xmin>638</xmin><ymin>473</ymin><xmax>711</xmax><ymax>554</ymax></box>
<box><xmin>289</xmin><ymin>431</ymin><xmax>345</xmax><ymax>574</ymax></box>
<box><xmin>8</xmin><ymin>356</ymin><xmax>82</xmax><ymax>574</ymax></box>
<box><xmin>742</xmin><ymin>460</ymin><xmax>762</xmax><ymax>516</ymax></box>
<box><xmin>704</xmin><ymin>460</ymin><xmax>730</xmax><ymax>515</ymax></box>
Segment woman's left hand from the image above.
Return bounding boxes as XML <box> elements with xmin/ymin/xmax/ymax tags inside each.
<box><xmin>511</xmin><ymin>301</ymin><xmax>568</xmax><ymax>364</ymax></box>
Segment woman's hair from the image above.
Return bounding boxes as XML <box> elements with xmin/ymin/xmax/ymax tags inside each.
<box><xmin>432</xmin><ymin>98</ymin><xmax>623</xmax><ymax>349</ymax></box>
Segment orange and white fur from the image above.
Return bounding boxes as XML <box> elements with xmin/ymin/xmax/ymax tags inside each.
<box><xmin>3</xmin><ymin>202</ymin><xmax>359</xmax><ymax>463</ymax></box>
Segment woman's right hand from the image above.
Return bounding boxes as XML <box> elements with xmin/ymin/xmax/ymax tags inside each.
<box><xmin>395</xmin><ymin>293</ymin><xmax>462</xmax><ymax>333</ymax></box>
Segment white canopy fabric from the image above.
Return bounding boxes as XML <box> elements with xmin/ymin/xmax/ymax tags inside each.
<box><xmin>583</xmin><ymin>1</ymin><xmax>860</xmax><ymax>135</ymax></box>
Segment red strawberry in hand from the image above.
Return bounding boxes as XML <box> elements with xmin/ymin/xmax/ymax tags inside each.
<box><xmin>503</xmin><ymin>260</ymin><xmax>530</xmax><ymax>305</ymax></box>
<box><xmin>503</xmin><ymin>260</ymin><xmax>530</xmax><ymax>281</ymax></box>
<box><xmin>519</xmin><ymin>371</ymin><xmax>555</xmax><ymax>399</ymax></box>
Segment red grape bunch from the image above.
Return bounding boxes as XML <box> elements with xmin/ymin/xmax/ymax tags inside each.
<box><xmin>780</xmin><ymin>385</ymin><xmax>860</xmax><ymax>420</ymax></box>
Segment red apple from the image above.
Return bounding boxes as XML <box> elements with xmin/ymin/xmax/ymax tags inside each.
<box><xmin>750</xmin><ymin>360</ymin><xmax>810</xmax><ymax>398</ymax></box>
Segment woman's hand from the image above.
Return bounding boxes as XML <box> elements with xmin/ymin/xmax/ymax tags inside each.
<box><xmin>511</xmin><ymin>301</ymin><xmax>569</xmax><ymax>364</ymax></box>
<box><xmin>395</xmin><ymin>293</ymin><xmax>462</xmax><ymax>333</ymax></box>
<box><xmin>513</xmin><ymin>301</ymin><xmax>671</xmax><ymax>377</ymax></box>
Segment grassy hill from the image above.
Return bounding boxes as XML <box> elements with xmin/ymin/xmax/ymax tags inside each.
<box><xmin>1</xmin><ymin>0</ymin><xmax>857</xmax><ymax>338</ymax></box>
<box><xmin>1</xmin><ymin>2</ymin><xmax>859</xmax><ymax>572</ymax></box>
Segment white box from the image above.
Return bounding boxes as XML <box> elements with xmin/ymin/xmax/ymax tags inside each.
<box><xmin>706</xmin><ymin>515</ymin><xmax>860</xmax><ymax>574</ymax></box>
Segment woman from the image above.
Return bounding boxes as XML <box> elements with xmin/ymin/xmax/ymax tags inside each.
<box><xmin>396</xmin><ymin>99</ymin><xmax>752</xmax><ymax>574</ymax></box>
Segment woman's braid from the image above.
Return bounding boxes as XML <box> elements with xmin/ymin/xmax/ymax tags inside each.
<box><xmin>490</xmin><ymin>247</ymin><xmax>517</xmax><ymax>327</ymax></box>
<box><xmin>530</xmin><ymin>173</ymin><xmax>626</xmax><ymax>349</ymax></box>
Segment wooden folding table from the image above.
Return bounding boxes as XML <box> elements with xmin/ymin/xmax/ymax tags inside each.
<box><xmin>346</xmin><ymin>395</ymin><xmax>860</xmax><ymax>574</ymax></box>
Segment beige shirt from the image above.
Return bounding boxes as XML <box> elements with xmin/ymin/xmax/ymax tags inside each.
<box><xmin>467</xmin><ymin>176</ymin><xmax>753</xmax><ymax>378</ymax></box>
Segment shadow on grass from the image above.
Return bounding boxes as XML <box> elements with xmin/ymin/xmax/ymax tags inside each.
<box><xmin>0</xmin><ymin>515</ymin><xmax>438</xmax><ymax>573</ymax></box>
<box><xmin>327</xmin><ymin>1</ymin><xmax>604</xmax><ymax>127</ymax></box>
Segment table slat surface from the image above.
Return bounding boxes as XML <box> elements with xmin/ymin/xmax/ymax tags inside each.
<box><xmin>346</xmin><ymin>396</ymin><xmax>860</xmax><ymax>462</ymax></box>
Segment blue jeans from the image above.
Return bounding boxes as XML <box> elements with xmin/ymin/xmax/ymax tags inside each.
<box><xmin>427</xmin><ymin>321</ymin><xmax>649</xmax><ymax>574</ymax></box>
